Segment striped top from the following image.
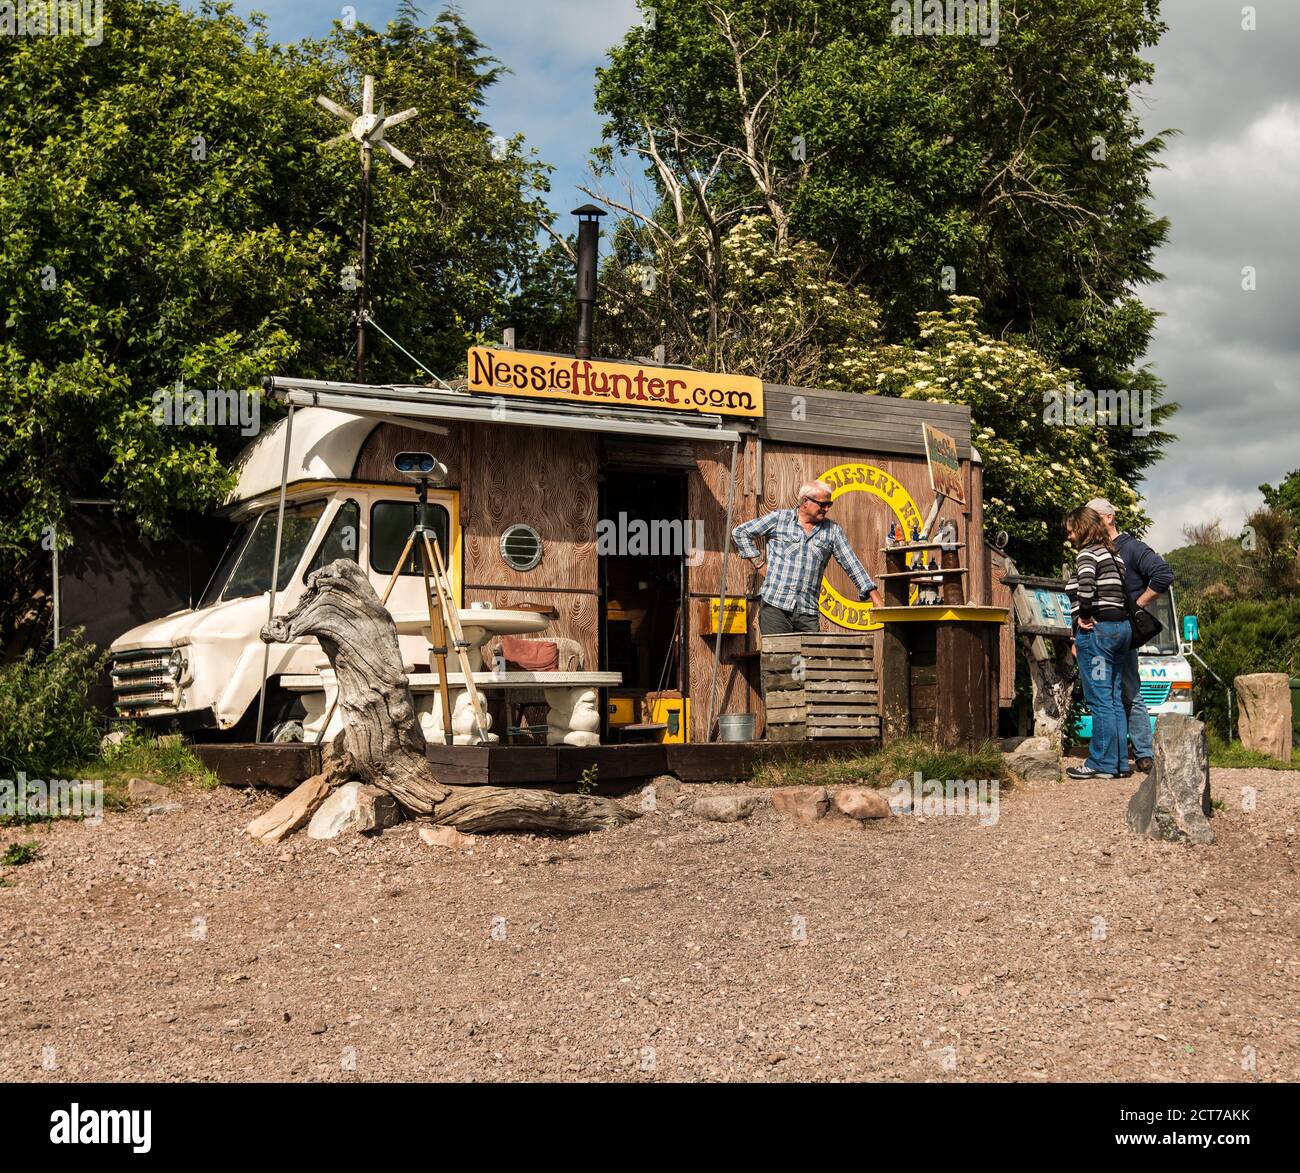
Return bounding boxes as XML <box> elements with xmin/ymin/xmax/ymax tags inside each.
<box><xmin>1066</xmin><ymin>544</ymin><xmax>1128</xmax><ymax>622</ymax></box>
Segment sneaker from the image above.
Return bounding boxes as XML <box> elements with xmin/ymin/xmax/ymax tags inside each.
<box><xmin>1135</xmin><ymin>757</ymin><xmax>1154</xmax><ymax>773</ymax></box>
<box><xmin>1067</xmin><ymin>765</ymin><xmax>1114</xmax><ymax>779</ymax></box>
<box><xmin>1115</xmin><ymin>771</ymin><xmax>1133</xmax><ymax>779</ymax></box>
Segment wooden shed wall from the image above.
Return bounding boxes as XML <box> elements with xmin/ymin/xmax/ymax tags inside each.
<box><xmin>685</xmin><ymin>435</ymin><xmax>987</xmax><ymax>741</ymax></box>
<box><xmin>354</xmin><ymin>405</ymin><xmax>1000</xmax><ymax>744</ymax></box>
<box><xmin>354</xmin><ymin>421</ymin><xmax>601</xmax><ymax>663</ymax></box>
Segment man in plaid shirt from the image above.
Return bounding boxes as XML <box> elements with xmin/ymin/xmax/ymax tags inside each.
<box><xmin>732</xmin><ymin>480</ymin><xmax>882</xmax><ymax>634</ymax></box>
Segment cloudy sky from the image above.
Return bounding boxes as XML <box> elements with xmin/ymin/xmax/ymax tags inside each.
<box><xmin>213</xmin><ymin>0</ymin><xmax>1298</xmax><ymax>552</ymax></box>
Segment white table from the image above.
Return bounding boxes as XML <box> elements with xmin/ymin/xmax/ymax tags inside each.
<box><xmin>390</xmin><ymin>608</ymin><xmax>549</xmax><ymax>670</ymax></box>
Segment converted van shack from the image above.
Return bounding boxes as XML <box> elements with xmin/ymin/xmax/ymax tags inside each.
<box><xmin>109</xmin><ymin>352</ymin><xmax>1006</xmax><ymax>762</ymax></box>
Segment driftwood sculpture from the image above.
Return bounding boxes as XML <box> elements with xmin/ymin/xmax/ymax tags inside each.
<box><xmin>258</xmin><ymin>559</ymin><xmax>635</xmax><ymax>835</ymax></box>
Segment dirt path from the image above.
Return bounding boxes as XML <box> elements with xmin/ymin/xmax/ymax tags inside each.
<box><xmin>2</xmin><ymin>767</ymin><xmax>1296</xmax><ymax>1082</ymax></box>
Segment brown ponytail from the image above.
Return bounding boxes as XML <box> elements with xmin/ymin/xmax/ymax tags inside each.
<box><xmin>1065</xmin><ymin>506</ymin><xmax>1119</xmax><ymax>560</ymax></box>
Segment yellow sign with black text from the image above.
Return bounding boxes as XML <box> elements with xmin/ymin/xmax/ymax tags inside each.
<box><xmin>467</xmin><ymin>348</ymin><xmax>764</xmax><ymax>418</ymax></box>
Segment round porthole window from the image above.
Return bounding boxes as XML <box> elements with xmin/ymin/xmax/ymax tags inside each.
<box><xmin>500</xmin><ymin>524</ymin><xmax>542</xmax><ymax>571</ymax></box>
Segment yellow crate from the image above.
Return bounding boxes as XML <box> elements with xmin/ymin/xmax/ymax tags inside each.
<box><xmin>606</xmin><ymin>693</ymin><xmax>638</xmax><ymax>726</ymax></box>
<box><xmin>648</xmin><ymin>695</ymin><xmax>690</xmax><ymax>743</ymax></box>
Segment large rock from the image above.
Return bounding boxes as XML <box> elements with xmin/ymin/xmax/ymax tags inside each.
<box><xmin>832</xmin><ymin>787</ymin><xmax>892</xmax><ymax>820</ymax></box>
<box><xmin>307</xmin><ymin>781</ymin><xmax>401</xmax><ymax>839</ymax></box>
<box><xmin>1125</xmin><ymin>714</ymin><xmax>1214</xmax><ymax>845</ymax></box>
<box><xmin>770</xmin><ymin>786</ymin><xmax>831</xmax><ymax>824</ymax></box>
<box><xmin>691</xmin><ymin>794</ymin><xmax>762</xmax><ymax>823</ymax></box>
<box><xmin>246</xmin><ymin>775</ymin><xmax>330</xmax><ymax>843</ymax></box>
<box><xmin>1003</xmin><ymin>742</ymin><xmax>1062</xmax><ymax>784</ymax></box>
<box><xmin>1235</xmin><ymin>673</ymin><xmax>1292</xmax><ymax>762</ymax></box>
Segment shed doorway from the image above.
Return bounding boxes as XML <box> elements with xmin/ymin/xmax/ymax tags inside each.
<box><xmin>598</xmin><ymin>469</ymin><xmax>690</xmax><ymax>740</ymax></box>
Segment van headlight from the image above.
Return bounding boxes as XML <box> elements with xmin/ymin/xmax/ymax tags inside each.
<box><xmin>168</xmin><ymin>650</ymin><xmax>186</xmax><ymax>681</ymax></box>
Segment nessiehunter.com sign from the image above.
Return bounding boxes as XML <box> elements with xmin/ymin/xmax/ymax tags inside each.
<box><xmin>467</xmin><ymin>347</ymin><xmax>765</xmax><ymax>418</ymax></box>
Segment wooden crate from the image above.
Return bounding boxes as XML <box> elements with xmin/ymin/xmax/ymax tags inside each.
<box><xmin>760</xmin><ymin>632</ymin><xmax>880</xmax><ymax>743</ymax></box>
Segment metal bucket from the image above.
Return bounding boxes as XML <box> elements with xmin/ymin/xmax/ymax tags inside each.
<box><xmin>717</xmin><ymin>713</ymin><xmax>756</xmax><ymax>742</ymax></box>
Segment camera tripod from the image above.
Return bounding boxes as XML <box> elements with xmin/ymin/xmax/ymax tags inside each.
<box><xmin>314</xmin><ymin>471</ymin><xmax>491</xmax><ymax>746</ymax></box>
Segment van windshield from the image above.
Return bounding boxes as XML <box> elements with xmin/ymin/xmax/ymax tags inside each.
<box><xmin>199</xmin><ymin>503</ymin><xmax>326</xmax><ymax>606</ymax></box>
<box><xmin>1140</xmin><ymin>590</ymin><xmax>1180</xmax><ymax>656</ymax></box>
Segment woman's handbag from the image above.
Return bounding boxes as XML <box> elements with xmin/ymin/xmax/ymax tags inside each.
<box><xmin>1122</xmin><ymin>581</ymin><xmax>1163</xmax><ymax>649</ymax></box>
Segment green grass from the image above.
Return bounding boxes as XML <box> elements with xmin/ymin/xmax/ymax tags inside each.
<box><xmin>2</xmin><ymin>727</ymin><xmax>220</xmax><ymax>827</ymax></box>
<box><xmin>751</xmin><ymin>737</ymin><xmax>1012</xmax><ymax>790</ymax></box>
<box><xmin>2</xmin><ymin>840</ymin><xmax>40</xmax><ymax>867</ymax></box>
<box><xmin>84</xmin><ymin>728</ymin><xmax>221</xmax><ymax>805</ymax></box>
<box><xmin>1207</xmin><ymin>732</ymin><xmax>1297</xmax><ymax>771</ymax></box>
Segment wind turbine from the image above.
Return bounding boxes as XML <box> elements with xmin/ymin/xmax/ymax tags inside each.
<box><xmin>316</xmin><ymin>75</ymin><xmax>419</xmax><ymax>380</ymax></box>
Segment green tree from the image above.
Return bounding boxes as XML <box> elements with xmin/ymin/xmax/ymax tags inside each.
<box><xmin>1261</xmin><ymin>468</ymin><xmax>1300</xmax><ymax>528</ymax></box>
<box><xmin>593</xmin><ymin>0</ymin><xmax>1175</xmax><ymax>484</ymax></box>
<box><xmin>583</xmin><ymin>210</ymin><xmax>1145</xmax><ymax>574</ymax></box>
<box><xmin>1</xmin><ymin>0</ymin><xmax>550</xmax><ymax>631</ymax></box>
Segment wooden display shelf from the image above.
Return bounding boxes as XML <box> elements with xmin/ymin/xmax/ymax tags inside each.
<box><xmin>880</xmin><ymin>541</ymin><xmax>966</xmax><ymax>553</ymax></box>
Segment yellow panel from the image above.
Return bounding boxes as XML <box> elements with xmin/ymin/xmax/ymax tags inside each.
<box><xmin>649</xmin><ymin>695</ymin><xmax>690</xmax><ymax>743</ymax></box>
<box><xmin>607</xmin><ymin>694</ymin><xmax>637</xmax><ymax>726</ymax></box>
<box><xmin>872</xmin><ymin>605</ymin><xmax>1008</xmax><ymax>624</ymax></box>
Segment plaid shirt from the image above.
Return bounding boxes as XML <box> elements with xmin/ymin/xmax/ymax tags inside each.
<box><xmin>732</xmin><ymin>508</ymin><xmax>876</xmax><ymax>615</ymax></box>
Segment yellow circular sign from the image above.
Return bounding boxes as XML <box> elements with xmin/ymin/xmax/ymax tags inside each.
<box><xmin>817</xmin><ymin>462</ymin><xmax>925</xmax><ymax>630</ymax></box>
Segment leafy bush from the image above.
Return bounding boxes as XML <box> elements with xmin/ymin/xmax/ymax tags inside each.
<box><xmin>0</xmin><ymin>632</ymin><xmax>106</xmax><ymax>778</ymax></box>
<box><xmin>1188</xmin><ymin>600</ymin><xmax>1300</xmax><ymax>738</ymax></box>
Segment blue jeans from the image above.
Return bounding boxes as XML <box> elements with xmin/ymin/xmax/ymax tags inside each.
<box><xmin>1121</xmin><ymin>647</ymin><xmax>1153</xmax><ymax>759</ymax></box>
<box><xmin>1076</xmin><ymin>620</ymin><xmax>1132</xmax><ymax>774</ymax></box>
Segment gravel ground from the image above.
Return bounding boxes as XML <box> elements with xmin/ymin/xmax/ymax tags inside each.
<box><xmin>2</xmin><ymin>767</ymin><xmax>1297</xmax><ymax>1082</ymax></box>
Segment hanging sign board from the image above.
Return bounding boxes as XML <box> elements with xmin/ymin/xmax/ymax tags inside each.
<box><xmin>467</xmin><ymin>347</ymin><xmax>764</xmax><ymax>418</ymax></box>
<box><xmin>922</xmin><ymin>422</ymin><xmax>966</xmax><ymax>505</ymax></box>
<box><xmin>697</xmin><ymin>597</ymin><xmax>748</xmax><ymax>634</ymax></box>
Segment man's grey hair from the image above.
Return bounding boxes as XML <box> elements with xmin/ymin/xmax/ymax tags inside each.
<box><xmin>799</xmin><ymin>479</ymin><xmax>833</xmax><ymax>502</ymax></box>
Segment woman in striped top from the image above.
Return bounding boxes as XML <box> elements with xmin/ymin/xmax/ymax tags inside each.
<box><xmin>1064</xmin><ymin>506</ymin><xmax>1132</xmax><ymax>779</ymax></box>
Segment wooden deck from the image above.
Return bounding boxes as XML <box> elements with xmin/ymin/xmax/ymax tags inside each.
<box><xmin>194</xmin><ymin>738</ymin><xmax>882</xmax><ymax>791</ymax></box>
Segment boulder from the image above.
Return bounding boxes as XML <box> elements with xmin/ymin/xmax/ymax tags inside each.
<box><xmin>832</xmin><ymin>787</ymin><xmax>892</xmax><ymax>820</ymax></box>
<box><xmin>1235</xmin><ymin>673</ymin><xmax>1292</xmax><ymax>762</ymax></box>
<box><xmin>691</xmin><ymin>794</ymin><xmax>762</xmax><ymax>823</ymax></box>
<box><xmin>419</xmin><ymin>824</ymin><xmax>477</xmax><ymax>850</ymax></box>
<box><xmin>1125</xmin><ymin>714</ymin><xmax>1213</xmax><ymax>845</ymax></box>
<box><xmin>246</xmin><ymin>775</ymin><xmax>330</xmax><ymax>843</ymax></box>
<box><xmin>770</xmin><ymin>786</ymin><xmax>831</xmax><ymax>824</ymax></box>
<box><xmin>127</xmin><ymin>778</ymin><xmax>172</xmax><ymax>803</ymax></box>
<box><xmin>307</xmin><ymin>781</ymin><xmax>401</xmax><ymax>839</ymax></box>
<box><xmin>1003</xmin><ymin>743</ymin><xmax>1062</xmax><ymax>784</ymax></box>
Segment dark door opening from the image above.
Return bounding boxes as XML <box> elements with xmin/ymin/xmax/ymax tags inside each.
<box><xmin>598</xmin><ymin>470</ymin><xmax>689</xmax><ymax>707</ymax></box>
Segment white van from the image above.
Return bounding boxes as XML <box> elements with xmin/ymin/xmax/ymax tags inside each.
<box><xmin>108</xmin><ymin>408</ymin><xmax>459</xmax><ymax>735</ymax></box>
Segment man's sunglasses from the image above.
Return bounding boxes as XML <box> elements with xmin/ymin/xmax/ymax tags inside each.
<box><xmin>803</xmin><ymin>496</ymin><xmax>834</xmax><ymax>509</ymax></box>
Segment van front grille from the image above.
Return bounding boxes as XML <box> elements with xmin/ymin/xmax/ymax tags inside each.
<box><xmin>111</xmin><ymin>649</ymin><xmax>177</xmax><ymax>714</ymax></box>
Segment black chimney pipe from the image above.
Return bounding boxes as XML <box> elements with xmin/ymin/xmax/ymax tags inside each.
<box><xmin>572</xmin><ymin>204</ymin><xmax>606</xmax><ymax>359</ymax></box>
